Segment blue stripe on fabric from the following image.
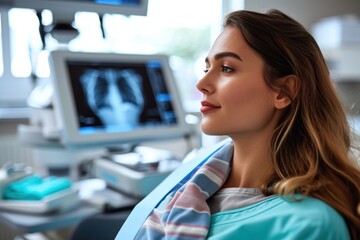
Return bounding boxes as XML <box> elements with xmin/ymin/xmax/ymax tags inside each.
<box><xmin>162</xmin><ymin>208</ymin><xmax>210</xmax><ymax>226</ymax></box>
<box><xmin>208</xmin><ymin>158</ymin><xmax>231</xmax><ymax>173</ymax></box>
<box><xmin>190</xmin><ymin>174</ymin><xmax>221</xmax><ymax>196</ymax></box>
<box><xmin>138</xmin><ymin>223</ymin><xmax>208</xmax><ymax>240</ymax></box>
<box><xmin>210</xmin><ymin>143</ymin><xmax>233</xmax><ymax>163</ymax></box>
<box><xmin>176</xmin><ymin>142</ymin><xmax>232</xmax><ymax>191</ymax></box>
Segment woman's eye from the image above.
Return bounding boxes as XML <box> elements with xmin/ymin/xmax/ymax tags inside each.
<box><xmin>203</xmin><ymin>68</ymin><xmax>209</xmax><ymax>73</ymax></box>
<box><xmin>221</xmin><ymin>66</ymin><xmax>233</xmax><ymax>73</ymax></box>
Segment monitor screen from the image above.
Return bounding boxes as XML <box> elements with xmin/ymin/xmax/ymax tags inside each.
<box><xmin>49</xmin><ymin>51</ymin><xmax>191</xmax><ymax>147</ymax></box>
<box><xmin>0</xmin><ymin>0</ymin><xmax>148</xmax><ymax>16</ymax></box>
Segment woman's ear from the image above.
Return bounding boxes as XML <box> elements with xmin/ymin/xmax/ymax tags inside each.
<box><xmin>274</xmin><ymin>75</ymin><xmax>298</xmax><ymax>110</ymax></box>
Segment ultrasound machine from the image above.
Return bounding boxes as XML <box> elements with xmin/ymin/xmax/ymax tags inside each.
<box><xmin>18</xmin><ymin>50</ymin><xmax>193</xmax><ymax>198</ymax></box>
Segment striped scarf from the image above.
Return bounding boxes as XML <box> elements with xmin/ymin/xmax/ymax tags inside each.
<box><xmin>135</xmin><ymin>142</ymin><xmax>233</xmax><ymax>239</ymax></box>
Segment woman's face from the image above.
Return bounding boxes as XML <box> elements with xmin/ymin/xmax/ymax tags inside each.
<box><xmin>196</xmin><ymin>26</ymin><xmax>279</xmax><ymax>138</ymax></box>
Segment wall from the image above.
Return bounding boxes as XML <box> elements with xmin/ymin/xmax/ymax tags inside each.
<box><xmin>243</xmin><ymin>0</ymin><xmax>360</xmax><ymax>29</ymax></box>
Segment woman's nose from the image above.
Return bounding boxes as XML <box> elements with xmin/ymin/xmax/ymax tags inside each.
<box><xmin>196</xmin><ymin>73</ymin><xmax>213</xmax><ymax>94</ymax></box>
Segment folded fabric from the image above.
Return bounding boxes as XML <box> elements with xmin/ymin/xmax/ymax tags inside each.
<box><xmin>135</xmin><ymin>142</ymin><xmax>233</xmax><ymax>239</ymax></box>
<box><xmin>3</xmin><ymin>174</ymin><xmax>72</xmax><ymax>200</ymax></box>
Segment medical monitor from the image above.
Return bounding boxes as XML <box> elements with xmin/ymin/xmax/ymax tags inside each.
<box><xmin>49</xmin><ymin>50</ymin><xmax>190</xmax><ymax>147</ymax></box>
<box><xmin>0</xmin><ymin>0</ymin><xmax>148</xmax><ymax>16</ymax></box>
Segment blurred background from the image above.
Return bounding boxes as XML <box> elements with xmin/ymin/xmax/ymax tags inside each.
<box><xmin>0</xmin><ymin>0</ymin><xmax>359</xmax><ymax>239</ymax></box>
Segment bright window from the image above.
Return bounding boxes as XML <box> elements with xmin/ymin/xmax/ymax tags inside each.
<box><xmin>0</xmin><ymin>0</ymin><xmax>223</xmax><ymax>110</ymax></box>
<box><xmin>0</xmin><ymin>15</ymin><xmax>3</xmax><ymax>76</ymax></box>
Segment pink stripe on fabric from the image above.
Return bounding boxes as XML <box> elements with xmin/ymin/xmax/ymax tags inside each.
<box><xmin>166</xmin><ymin>232</ymin><xmax>206</xmax><ymax>238</ymax></box>
<box><xmin>173</xmin><ymin>183</ymin><xmax>210</xmax><ymax>212</ymax></box>
<box><xmin>166</xmin><ymin>225</ymin><xmax>207</xmax><ymax>238</ymax></box>
<box><xmin>167</xmin><ymin>222</ymin><xmax>208</xmax><ymax>229</ymax></box>
<box><xmin>165</xmin><ymin>191</ymin><xmax>183</xmax><ymax>211</ymax></box>
<box><xmin>148</xmin><ymin>212</ymin><xmax>161</xmax><ymax>224</ymax></box>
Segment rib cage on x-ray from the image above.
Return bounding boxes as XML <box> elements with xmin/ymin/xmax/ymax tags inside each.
<box><xmin>80</xmin><ymin>68</ymin><xmax>145</xmax><ymax>126</ymax></box>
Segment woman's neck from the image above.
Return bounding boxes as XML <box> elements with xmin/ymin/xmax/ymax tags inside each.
<box><xmin>222</xmin><ymin>135</ymin><xmax>275</xmax><ymax>189</ymax></box>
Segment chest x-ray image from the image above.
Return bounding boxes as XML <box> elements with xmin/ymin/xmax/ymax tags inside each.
<box><xmin>80</xmin><ymin>68</ymin><xmax>145</xmax><ymax>127</ymax></box>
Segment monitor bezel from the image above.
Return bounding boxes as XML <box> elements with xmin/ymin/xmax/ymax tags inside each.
<box><xmin>0</xmin><ymin>0</ymin><xmax>148</xmax><ymax>16</ymax></box>
<box><xmin>49</xmin><ymin>50</ymin><xmax>191</xmax><ymax>147</ymax></box>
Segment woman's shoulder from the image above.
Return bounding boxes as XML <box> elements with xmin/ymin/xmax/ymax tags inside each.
<box><xmin>278</xmin><ymin>195</ymin><xmax>336</xmax><ymax>211</ymax></box>
<box><xmin>274</xmin><ymin>195</ymin><xmax>350</xmax><ymax>238</ymax></box>
<box><xmin>208</xmin><ymin>195</ymin><xmax>350</xmax><ymax>240</ymax></box>
<box><xmin>277</xmin><ymin>195</ymin><xmax>345</xmax><ymax>224</ymax></box>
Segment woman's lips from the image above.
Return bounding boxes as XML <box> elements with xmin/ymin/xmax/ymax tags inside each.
<box><xmin>200</xmin><ymin>101</ymin><xmax>221</xmax><ymax>113</ymax></box>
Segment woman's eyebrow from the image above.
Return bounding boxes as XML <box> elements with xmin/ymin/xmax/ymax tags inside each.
<box><xmin>205</xmin><ymin>51</ymin><xmax>243</xmax><ymax>63</ymax></box>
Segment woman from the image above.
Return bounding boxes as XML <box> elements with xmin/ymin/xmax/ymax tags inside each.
<box><xmin>118</xmin><ymin>9</ymin><xmax>360</xmax><ymax>239</ymax></box>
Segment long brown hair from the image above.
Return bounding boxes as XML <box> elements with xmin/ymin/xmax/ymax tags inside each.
<box><xmin>225</xmin><ymin>9</ymin><xmax>360</xmax><ymax>239</ymax></box>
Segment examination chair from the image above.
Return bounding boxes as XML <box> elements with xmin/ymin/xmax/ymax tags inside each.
<box><xmin>71</xmin><ymin>209</ymin><xmax>132</xmax><ymax>240</ymax></box>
